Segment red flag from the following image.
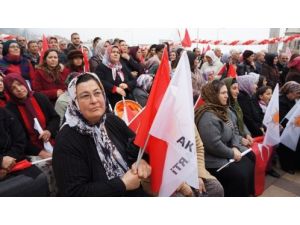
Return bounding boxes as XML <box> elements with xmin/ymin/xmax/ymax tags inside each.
<box><xmin>82</xmin><ymin>48</ymin><xmax>90</xmax><ymax>72</ymax></box>
<box><xmin>122</xmin><ymin>99</ymin><xmax>137</xmax><ymax>125</ymax></box>
<box><xmin>227</xmin><ymin>64</ymin><xmax>237</xmax><ymax>78</ymax></box>
<box><xmin>128</xmin><ymin>108</ymin><xmax>144</xmax><ymax>133</ymax></box>
<box><xmin>10</xmin><ymin>159</ymin><xmax>32</xmax><ymax>173</ymax></box>
<box><xmin>218</xmin><ymin>64</ymin><xmax>227</xmax><ymax>75</ymax></box>
<box><xmin>181</xmin><ymin>28</ymin><xmax>192</xmax><ymax>48</ymax></box>
<box><xmin>194</xmin><ymin>96</ymin><xmax>205</xmax><ymax>110</ymax></box>
<box><xmin>134</xmin><ymin>48</ymin><xmax>170</xmax><ymax>193</ymax></box>
<box><xmin>39</xmin><ymin>35</ymin><xmax>49</xmax><ymax>65</ymax></box>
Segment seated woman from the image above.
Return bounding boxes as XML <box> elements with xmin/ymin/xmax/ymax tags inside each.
<box><xmin>0</xmin><ymin>73</ymin><xmax>9</xmax><ymax>107</ymax></box>
<box><xmin>4</xmin><ymin>73</ymin><xmax>60</xmax><ymax>158</ymax></box>
<box><xmin>0</xmin><ymin>107</ymin><xmax>49</xmax><ymax>196</ymax></box>
<box><xmin>223</xmin><ymin>77</ymin><xmax>253</xmax><ymax>148</ymax></box>
<box><xmin>278</xmin><ymin>81</ymin><xmax>300</xmax><ymax>174</ymax></box>
<box><xmin>65</xmin><ymin>50</ymin><xmax>85</xmax><ymax>74</ymax></box>
<box><xmin>0</xmin><ymin>40</ymin><xmax>35</xmax><ymax>88</ymax></box>
<box><xmin>95</xmin><ymin>45</ymin><xmax>136</xmax><ymax>108</ymax></box>
<box><xmin>32</xmin><ymin>49</ymin><xmax>69</xmax><ymax>104</ymax></box>
<box><xmin>4</xmin><ymin>73</ymin><xmax>61</xmax><ymax>195</ymax></box>
<box><xmin>195</xmin><ymin>80</ymin><xmax>254</xmax><ymax>197</ymax></box>
<box><xmin>53</xmin><ymin>73</ymin><xmax>151</xmax><ymax>196</ymax></box>
<box><xmin>132</xmin><ymin>74</ymin><xmax>153</xmax><ymax>107</ymax></box>
<box><xmin>236</xmin><ymin>73</ymin><xmax>263</xmax><ymax>137</ymax></box>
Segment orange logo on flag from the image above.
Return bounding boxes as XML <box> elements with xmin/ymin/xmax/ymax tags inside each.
<box><xmin>294</xmin><ymin>115</ymin><xmax>300</xmax><ymax>127</ymax></box>
<box><xmin>272</xmin><ymin>111</ymin><xmax>279</xmax><ymax>124</ymax></box>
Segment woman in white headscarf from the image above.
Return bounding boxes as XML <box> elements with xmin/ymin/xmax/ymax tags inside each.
<box><xmin>95</xmin><ymin>45</ymin><xmax>137</xmax><ymax>108</ymax></box>
<box><xmin>200</xmin><ymin>50</ymin><xmax>223</xmax><ymax>81</ymax></box>
<box><xmin>53</xmin><ymin>72</ymin><xmax>151</xmax><ymax>196</ymax></box>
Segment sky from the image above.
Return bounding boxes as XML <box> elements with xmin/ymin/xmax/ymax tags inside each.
<box><xmin>28</xmin><ymin>28</ymin><xmax>287</xmax><ymax>53</ymax></box>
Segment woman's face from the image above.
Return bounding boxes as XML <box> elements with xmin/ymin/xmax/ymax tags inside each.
<box><xmin>170</xmin><ymin>52</ymin><xmax>177</xmax><ymax>61</ymax></box>
<box><xmin>11</xmin><ymin>80</ymin><xmax>28</xmax><ymax>100</ymax></box>
<box><xmin>230</xmin><ymin>83</ymin><xmax>239</xmax><ymax>100</ymax></box>
<box><xmin>205</xmin><ymin>56</ymin><xmax>212</xmax><ymax>64</ymax></box>
<box><xmin>49</xmin><ymin>39</ymin><xmax>59</xmax><ymax>50</ymax></box>
<box><xmin>109</xmin><ymin>47</ymin><xmax>120</xmax><ymax>64</ymax></box>
<box><xmin>247</xmin><ymin>54</ymin><xmax>255</xmax><ymax>63</ymax></box>
<box><xmin>287</xmin><ymin>91</ymin><xmax>300</xmax><ymax>101</ymax></box>
<box><xmin>8</xmin><ymin>43</ymin><xmax>21</xmax><ymax>56</ymax></box>
<box><xmin>263</xmin><ymin>78</ymin><xmax>267</xmax><ymax>86</ymax></box>
<box><xmin>76</xmin><ymin>79</ymin><xmax>106</xmax><ymax>125</ymax></box>
<box><xmin>136</xmin><ymin>48</ymin><xmax>142</xmax><ymax>61</ymax></box>
<box><xmin>273</xmin><ymin>56</ymin><xmax>278</xmax><ymax>65</ymax></box>
<box><xmin>46</xmin><ymin>51</ymin><xmax>59</xmax><ymax>68</ymax></box>
<box><xmin>0</xmin><ymin>76</ymin><xmax>4</xmax><ymax>92</ymax></box>
<box><xmin>252</xmin><ymin>83</ymin><xmax>258</xmax><ymax>94</ymax></box>
<box><xmin>259</xmin><ymin>88</ymin><xmax>272</xmax><ymax>104</ymax></box>
<box><xmin>73</xmin><ymin>57</ymin><xmax>83</xmax><ymax>67</ymax></box>
<box><xmin>218</xmin><ymin>85</ymin><xmax>228</xmax><ymax>106</ymax></box>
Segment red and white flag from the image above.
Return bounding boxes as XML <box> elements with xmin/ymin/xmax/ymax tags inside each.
<box><xmin>134</xmin><ymin>48</ymin><xmax>170</xmax><ymax>193</ymax></box>
<box><xmin>149</xmin><ymin>51</ymin><xmax>199</xmax><ymax>196</ymax></box>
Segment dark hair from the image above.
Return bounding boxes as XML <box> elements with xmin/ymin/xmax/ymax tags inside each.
<box><xmin>71</xmin><ymin>33</ymin><xmax>79</xmax><ymax>39</ymax></box>
<box><xmin>256</xmin><ymin>86</ymin><xmax>272</xmax><ymax>99</ymax></box>
<box><xmin>76</xmin><ymin>73</ymin><xmax>102</xmax><ymax>89</ymax></box>
<box><xmin>119</xmin><ymin>40</ymin><xmax>126</xmax><ymax>45</ymax></box>
<box><xmin>27</xmin><ymin>40</ymin><xmax>37</xmax><ymax>48</ymax></box>
<box><xmin>40</xmin><ymin>49</ymin><xmax>61</xmax><ymax>82</ymax></box>
<box><xmin>149</xmin><ymin>44</ymin><xmax>157</xmax><ymax>51</ymax></box>
<box><xmin>257</xmin><ymin>75</ymin><xmax>266</xmax><ymax>88</ymax></box>
<box><xmin>187</xmin><ymin>51</ymin><xmax>196</xmax><ymax>72</ymax></box>
<box><xmin>170</xmin><ymin>50</ymin><xmax>179</xmax><ymax>69</ymax></box>
<box><xmin>155</xmin><ymin>44</ymin><xmax>165</xmax><ymax>53</ymax></box>
<box><xmin>93</xmin><ymin>37</ymin><xmax>101</xmax><ymax>45</ymax></box>
<box><xmin>49</xmin><ymin>36</ymin><xmax>58</xmax><ymax>43</ymax></box>
<box><xmin>212</xmin><ymin>79</ymin><xmax>226</xmax><ymax>93</ymax></box>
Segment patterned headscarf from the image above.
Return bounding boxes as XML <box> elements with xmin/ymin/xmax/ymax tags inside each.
<box><xmin>195</xmin><ymin>80</ymin><xmax>229</xmax><ymax>126</ymax></box>
<box><xmin>94</xmin><ymin>40</ymin><xmax>107</xmax><ymax>61</ymax></box>
<box><xmin>64</xmin><ymin>72</ymin><xmax>129</xmax><ymax>180</ymax></box>
<box><xmin>236</xmin><ymin>73</ymin><xmax>259</xmax><ymax>96</ymax></box>
<box><xmin>102</xmin><ymin>45</ymin><xmax>124</xmax><ymax>81</ymax></box>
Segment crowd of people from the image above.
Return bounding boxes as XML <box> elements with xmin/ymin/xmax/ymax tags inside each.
<box><xmin>1</xmin><ymin>31</ymin><xmax>300</xmax><ymax>197</ymax></box>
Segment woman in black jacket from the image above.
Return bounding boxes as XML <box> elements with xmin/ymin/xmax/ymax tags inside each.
<box><xmin>95</xmin><ymin>45</ymin><xmax>136</xmax><ymax>108</ymax></box>
<box><xmin>53</xmin><ymin>73</ymin><xmax>151</xmax><ymax>196</ymax></box>
<box><xmin>0</xmin><ymin>107</ymin><xmax>49</xmax><ymax>196</ymax></box>
<box><xmin>277</xmin><ymin>81</ymin><xmax>300</xmax><ymax>174</ymax></box>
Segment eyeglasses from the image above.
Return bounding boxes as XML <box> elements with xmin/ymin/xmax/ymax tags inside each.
<box><xmin>77</xmin><ymin>90</ymin><xmax>103</xmax><ymax>102</ymax></box>
<box><xmin>9</xmin><ymin>45</ymin><xmax>20</xmax><ymax>49</ymax></box>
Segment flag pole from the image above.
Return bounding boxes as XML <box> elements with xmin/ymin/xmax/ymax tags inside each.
<box><xmin>135</xmin><ymin>133</ymin><xmax>150</xmax><ymax>168</ymax></box>
<box><xmin>32</xmin><ymin>157</ymin><xmax>53</xmax><ymax>165</ymax></box>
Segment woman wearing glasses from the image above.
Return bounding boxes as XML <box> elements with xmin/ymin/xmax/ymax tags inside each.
<box><xmin>53</xmin><ymin>73</ymin><xmax>151</xmax><ymax>196</ymax></box>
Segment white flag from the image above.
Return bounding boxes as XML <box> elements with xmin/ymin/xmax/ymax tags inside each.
<box><xmin>33</xmin><ymin>118</ymin><xmax>53</xmax><ymax>153</ymax></box>
<box><xmin>262</xmin><ymin>84</ymin><xmax>280</xmax><ymax>147</ymax></box>
<box><xmin>283</xmin><ymin>100</ymin><xmax>300</xmax><ymax>122</ymax></box>
<box><xmin>281</xmin><ymin>103</ymin><xmax>300</xmax><ymax>151</ymax></box>
<box><xmin>149</xmin><ymin>51</ymin><xmax>199</xmax><ymax>196</ymax></box>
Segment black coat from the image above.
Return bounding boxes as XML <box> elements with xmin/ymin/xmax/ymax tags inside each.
<box><xmin>95</xmin><ymin>63</ymin><xmax>137</xmax><ymax>107</ymax></box>
<box><xmin>0</xmin><ymin>108</ymin><xmax>26</xmax><ymax>166</ymax></box>
<box><xmin>277</xmin><ymin>63</ymin><xmax>289</xmax><ymax>85</ymax></box>
<box><xmin>279</xmin><ymin>95</ymin><xmax>295</xmax><ymax>128</ymax></box>
<box><xmin>238</xmin><ymin>91</ymin><xmax>264</xmax><ymax>137</ymax></box>
<box><xmin>53</xmin><ymin>113</ymin><xmax>146</xmax><ymax>197</ymax></box>
<box><xmin>120</xmin><ymin>57</ymin><xmax>144</xmax><ymax>75</ymax></box>
<box><xmin>6</xmin><ymin>92</ymin><xmax>60</xmax><ymax>156</ymax></box>
<box><xmin>237</xmin><ymin>62</ymin><xmax>257</xmax><ymax>76</ymax></box>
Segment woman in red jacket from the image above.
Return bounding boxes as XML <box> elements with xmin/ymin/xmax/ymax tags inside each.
<box><xmin>0</xmin><ymin>40</ymin><xmax>35</xmax><ymax>88</ymax></box>
<box><xmin>33</xmin><ymin>49</ymin><xmax>69</xmax><ymax>104</ymax></box>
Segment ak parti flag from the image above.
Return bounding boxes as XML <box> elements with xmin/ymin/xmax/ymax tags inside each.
<box><xmin>134</xmin><ymin>48</ymin><xmax>171</xmax><ymax>193</ymax></box>
<box><xmin>39</xmin><ymin>35</ymin><xmax>48</xmax><ymax>64</ymax></box>
<box><xmin>281</xmin><ymin>102</ymin><xmax>300</xmax><ymax>151</ymax></box>
<box><xmin>181</xmin><ymin>28</ymin><xmax>192</xmax><ymax>48</ymax></box>
<box><xmin>262</xmin><ymin>84</ymin><xmax>280</xmax><ymax>147</ymax></box>
<box><xmin>149</xmin><ymin>51</ymin><xmax>199</xmax><ymax>196</ymax></box>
